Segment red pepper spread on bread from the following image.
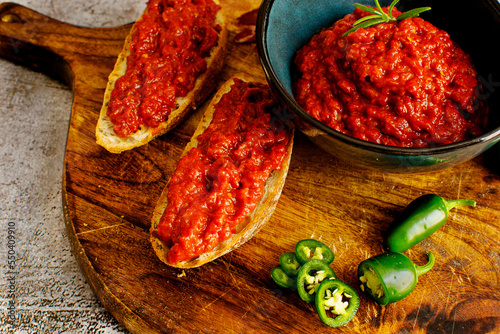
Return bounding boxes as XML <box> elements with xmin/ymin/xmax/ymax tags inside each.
<box><xmin>156</xmin><ymin>79</ymin><xmax>290</xmax><ymax>263</ymax></box>
<box><xmin>293</xmin><ymin>6</ymin><xmax>488</xmax><ymax>147</ymax></box>
<box><xmin>107</xmin><ymin>0</ymin><xmax>222</xmax><ymax>138</ymax></box>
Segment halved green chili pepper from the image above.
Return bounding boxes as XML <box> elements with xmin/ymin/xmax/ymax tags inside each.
<box><xmin>315</xmin><ymin>278</ymin><xmax>360</xmax><ymax>327</ymax></box>
<box><xmin>297</xmin><ymin>259</ymin><xmax>336</xmax><ymax>303</ymax></box>
<box><xmin>295</xmin><ymin>239</ymin><xmax>335</xmax><ymax>265</ymax></box>
<box><xmin>384</xmin><ymin>194</ymin><xmax>476</xmax><ymax>253</ymax></box>
<box><xmin>271</xmin><ymin>265</ymin><xmax>297</xmax><ymax>289</ymax></box>
<box><xmin>357</xmin><ymin>251</ymin><xmax>435</xmax><ymax>305</ymax></box>
<box><xmin>280</xmin><ymin>252</ymin><xmax>301</xmax><ymax>277</ymax></box>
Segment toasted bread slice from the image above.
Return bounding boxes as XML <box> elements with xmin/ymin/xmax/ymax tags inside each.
<box><xmin>96</xmin><ymin>0</ymin><xmax>228</xmax><ymax>153</ymax></box>
<box><xmin>150</xmin><ymin>74</ymin><xmax>294</xmax><ymax>268</ymax></box>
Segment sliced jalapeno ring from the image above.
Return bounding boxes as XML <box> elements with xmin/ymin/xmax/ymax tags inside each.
<box><xmin>315</xmin><ymin>279</ymin><xmax>360</xmax><ymax>327</ymax></box>
<box><xmin>296</xmin><ymin>259</ymin><xmax>336</xmax><ymax>303</ymax></box>
<box><xmin>295</xmin><ymin>239</ymin><xmax>335</xmax><ymax>265</ymax></box>
<box><xmin>279</xmin><ymin>252</ymin><xmax>301</xmax><ymax>277</ymax></box>
<box><xmin>271</xmin><ymin>265</ymin><xmax>297</xmax><ymax>289</ymax></box>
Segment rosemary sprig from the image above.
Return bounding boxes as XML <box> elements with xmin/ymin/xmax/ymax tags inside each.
<box><xmin>342</xmin><ymin>0</ymin><xmax>431</xmax><ymax>36</ymax></box>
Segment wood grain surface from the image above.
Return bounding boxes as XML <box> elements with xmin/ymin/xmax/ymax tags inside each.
<box><xmin>1</xmin><ymin>1</ymin><xmax>500</xmax><ymax>333</ymax></box>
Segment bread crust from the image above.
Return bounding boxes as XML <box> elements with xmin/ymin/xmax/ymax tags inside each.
<box><xmin>96</xmin><ymin>0</ymin><xmax>228</xmax><ymax>153</ymax></box>
<box><xmin>150</xmin><ymin>74</ymin><xmax>294</xmax><ymax>268</ymax></box>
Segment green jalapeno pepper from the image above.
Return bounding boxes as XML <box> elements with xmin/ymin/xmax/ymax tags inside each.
<box><xmin>271</xmin><ymin>265</ymin><xmax>297</xmax><ymax>289</ymax></box>
<box><xmin>315</xmin><ymin>278</ymin><xmax>360</xmax><ymax>327</ymax></box>
<box><xmin>357</xmin><ymin>251</ymin><xmax>435</xmax><ymax>305</ymax></box>
<box><xmin>295</xmin><ymin>239</ymin><xmax>335</xmax><ymax>265</ymax></box>
<box><xmin>384</xmin><ymin>194</ymin><xmax>476</xmax><ymax>253</ymax></box>
<box><xmin>297</xmin><ymin>259</ymin><xmax>336</xmax><ymax>303</ymax></box>
<box><xmin>280</xmin><ymin>252</ymin><xmax>301</xmax><ymax>277</ymax></box>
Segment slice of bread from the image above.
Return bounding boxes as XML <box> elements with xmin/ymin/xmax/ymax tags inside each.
<box><xmin>96</xmin><ymin>0</ymin><xmax>228</xmax><ymax>153</ymax></box>
<box><xmin>150</xmin><ymin>74</ymin><xmax>294</xmax><ymax>268</ymax></box>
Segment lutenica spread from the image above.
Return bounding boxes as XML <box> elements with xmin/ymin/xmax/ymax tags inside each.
<box><xmin>293</xmin><ymin>6</ymin><xmax>488</xmax><ymax>147</ymax></box>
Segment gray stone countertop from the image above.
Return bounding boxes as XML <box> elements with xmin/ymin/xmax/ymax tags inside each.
<box><xmin>0</xmin><ymin>1</ymin><xmax>147</xmax><ymax>333</ymax></box>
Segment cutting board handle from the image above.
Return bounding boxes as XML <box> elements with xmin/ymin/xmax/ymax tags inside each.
<box><xmin>0</xmin><ymin>2</ymin><xmax>131</xmax><ymax>87</ymax></box>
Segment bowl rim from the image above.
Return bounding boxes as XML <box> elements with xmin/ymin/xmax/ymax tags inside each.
<box><xmin>255</xmin><ymin>0</ymin><xmax>500</xmax><ymax>156</ymax></box>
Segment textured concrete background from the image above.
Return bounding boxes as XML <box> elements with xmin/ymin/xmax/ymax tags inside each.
<box><xmin>0</xmin><ymin>1</ymin><xmax>147</xmax><ymax>333</ymax></box>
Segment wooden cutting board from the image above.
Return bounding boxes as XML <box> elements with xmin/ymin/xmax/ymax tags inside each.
<box><xmin>1</xmin><ymin>1</ymin><xmax>500</xmax><ymax>333</ymax></box>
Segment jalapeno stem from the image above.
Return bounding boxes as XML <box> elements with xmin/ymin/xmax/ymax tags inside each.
<box><xmin>444</xmin><ymin>198</ymin><xmax>476</xmax><ymax>212</ymax></box>
<box><xmin>415</xmin><ymin>252</ymin><xmax>435</xmax><ymax>278</ymax></box>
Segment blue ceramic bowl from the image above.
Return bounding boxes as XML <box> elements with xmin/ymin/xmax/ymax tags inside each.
<box><xmin>256</xmin><ymin>0</ymin><xmax>500</xmax><ymax>173</ymax></box>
